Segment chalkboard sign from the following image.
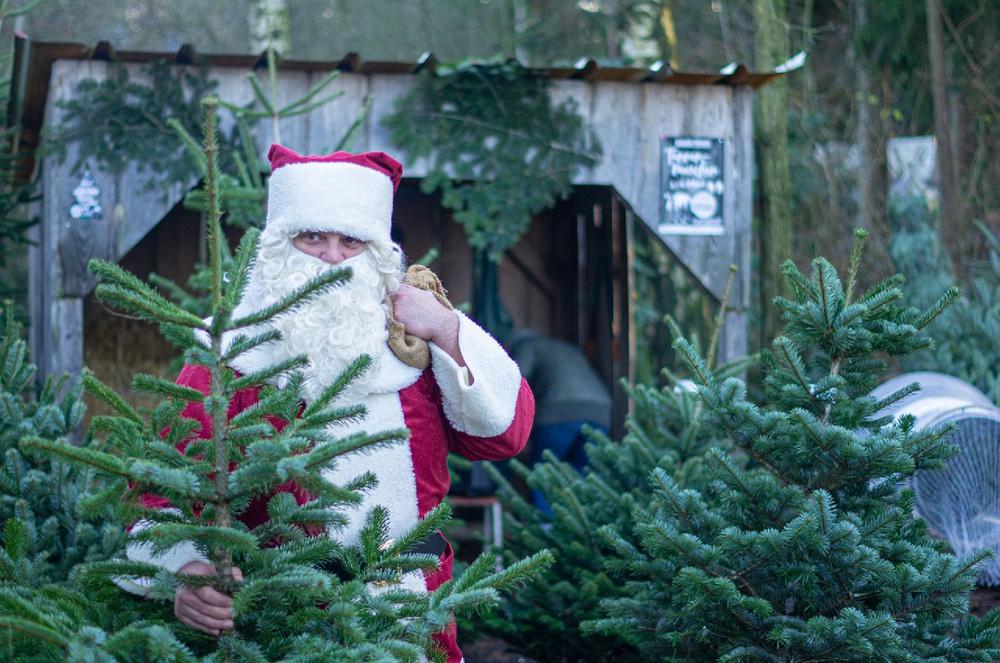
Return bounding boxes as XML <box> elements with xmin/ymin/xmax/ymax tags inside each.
<box><xmin>659</xmin><ymin>137</ymin><xmax>725</xmax><ymax>236</ymax></box>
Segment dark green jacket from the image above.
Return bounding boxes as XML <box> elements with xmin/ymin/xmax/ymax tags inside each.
<box><xmin>508</xmin><ymin>331</ymin><xmax>612</xmax><ymax>428</ymax></box>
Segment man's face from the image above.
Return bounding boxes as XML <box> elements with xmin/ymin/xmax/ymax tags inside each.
<box><xmin>291</xmin><ymin>231</ymin><xmax>367</xmax><ymax>265</ymax></box>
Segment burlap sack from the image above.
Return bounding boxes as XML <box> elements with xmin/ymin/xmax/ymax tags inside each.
<box><xmin>386</xmin><ymin>265</ymin><xmax>453</xmax><ymax>369</ymax></box>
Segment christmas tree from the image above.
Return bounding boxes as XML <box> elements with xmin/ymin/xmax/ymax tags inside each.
<box><xmin>589</xmin><ymin>230</ymin><xmax>1000</xmax><ymax>660</ymax></box>
<box><xmin>4</xmin><ymin>98</ymin><xmax>548</xmax><ymax>662</ymax></box>
<box><xmin>0</xmin><ymin>305</ymin><xmax>123</xmax><ymax>585</ymax></box>
<box><xmin>483</xmin><ymin>292</ymin><xmax>748</xmax><ymax>662</ymax></box>
<box><xmin>891</xmin><ymin>206</ymin><xmax>1000</xmax><ymax>405</ymax></box>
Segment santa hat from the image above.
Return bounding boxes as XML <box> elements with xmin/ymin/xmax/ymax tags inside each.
<box><xmin>265</xmin><ymin>144</ymin><xmax>403</xmax><ymax>244</ymax></box>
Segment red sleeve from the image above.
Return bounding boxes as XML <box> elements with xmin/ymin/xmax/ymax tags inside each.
<box><xmin>134</xmin><ymin>363</ymin><xmax>214</xmax><ymax>514</ymax></box>
<box><xmin>445</xmin><ymin>378</ymin><xmax>534</xmax><ymax>461</ymax></box>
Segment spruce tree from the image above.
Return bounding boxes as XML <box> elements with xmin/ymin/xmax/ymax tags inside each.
<box><xmin>483</xmin><ymin>298</ymin><xmax>748</xmax><ymax>662</ymax></box>
<box><xmin>589</xmin><ymin>230</ymin><xmax>1000</xmax><ymax>661</ymax></box>
<box><xmin>0</xmin><ymin>306</ymin><xmax>122</xmax><ymax>585</ymax></box>
<box><xmin>891</xmin><ymin>208</ymin><xmax>1000</xmax><ymax>405</ymax></box>
<box><xmin>4</xmin><ymin>98</ymin><xmax>549</xmax><ymax>662</ymax></box>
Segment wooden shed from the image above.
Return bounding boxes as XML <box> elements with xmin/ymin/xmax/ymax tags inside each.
<box><xmin>11</xmin><ymin>38</ymin><xmax>780</xmax><ymax>435</ymax></box>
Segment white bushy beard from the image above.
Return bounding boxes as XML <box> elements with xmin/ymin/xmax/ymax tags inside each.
<box><xmin>228</xmin><ymin>229</ymin><xmax>404</xmax><ymax>404</ymax></box>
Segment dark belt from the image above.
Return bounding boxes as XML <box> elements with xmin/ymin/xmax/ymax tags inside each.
<box><xmin>319</xmin><ymin>531</ymin><xmax>447</xmax><ymax>579</ymax></box>
<box><xmin>410</xmin><ymin>531</ymin><xmax>448</xmax><ymax>557</ymax></box>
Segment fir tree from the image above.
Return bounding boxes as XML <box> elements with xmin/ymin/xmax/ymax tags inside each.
<box><xmin>0</xmin><ymin>1</ymin><xmax>47</xmax><ymax>304</ymax></box>
<box><xmin>483</xmin><ymin>280</ymin><xmax>748</xmax><ymax>663</ymax></box>
<box><xmin>5</xmin><ymin>98</ymin><xmax>549</xmax><ymax>662</ymax></box>
<box><xmin>0</xmin><ymin>306</ymin><xmax>123</xmax><ymax>584</ymax></box>
<box><xmin>891</xmin><ymin>206</ymin><xmax>1000</xmax><ymax>405</ymax></box>
<box><xmin>589</xmin><ymin>230</ymin><xmax>1000</xmax><ymax>661</ymax></box>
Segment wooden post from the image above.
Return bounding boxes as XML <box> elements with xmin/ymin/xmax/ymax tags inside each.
<box><xmin>723</xmin><ymin>85</ymin><xmax>754</xmax><ymax>365</ymax></box>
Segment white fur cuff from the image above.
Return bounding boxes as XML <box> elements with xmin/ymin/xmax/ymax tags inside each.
<box><xmin>116</xmin><ymin>518</ymin><xmax>210</xmax><ymax>596</ymax></box>
<box><xmin>430</xmin><ymin>311</ymin><xmax>522</xmax><ymax>437</ymax></box>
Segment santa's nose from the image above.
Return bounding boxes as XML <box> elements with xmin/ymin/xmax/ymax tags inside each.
<box><xmin>320</xmin><ymin>243</ymin><xmax>346</xmax><ymax>264</ymax></box>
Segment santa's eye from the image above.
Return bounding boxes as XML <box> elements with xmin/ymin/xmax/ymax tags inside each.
<box><xmin>341</xmin><ymin>235</ymin><xmax>365</xmax><ymax>249</ymax></box>
<box><xmin>296</xmin><ymin>232</ymin><xmax>325</xmax><ymax>244</ymax></box>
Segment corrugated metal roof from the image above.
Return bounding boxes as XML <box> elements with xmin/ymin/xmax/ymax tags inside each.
<box><xmin>9</xmin><ymin>36</ymin><xmax>783</xmax><ymax>180</ymax></box>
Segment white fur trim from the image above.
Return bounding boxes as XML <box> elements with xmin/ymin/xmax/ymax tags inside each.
<box><xmin>266</xmin><ymin>161</ymin><xmax>393</xmax><ymax>243</ymax></box>
<box><xmin>322</xmin><ymin>391</ymin><xmax>421</xmax><ymax>545</ymax></box>
<box><xmin>115</xmin><ymin>514</ymin><xmax>210</xmax><ymax>596</ymax></box>
<box><xmin>367</xmin><ymin>570</ymin><xmax>429</xmax><ymax>597</ymax></box>
<box><xmin>429</xmin><ymin>311</ymin><xmax>522</xmax><ymax>437</ymax></box>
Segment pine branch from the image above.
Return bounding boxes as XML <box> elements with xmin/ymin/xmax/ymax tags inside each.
<box><xmin>131</xmin><ymin>373</ymin><xmax>206</xmax><ymax>402</ymax></box>
<box><xmin>334</xmin><ymin>95</ymin><xmax>373</xmax><ymax>152</ymax></box>
<box><xmin>845</xmin><ymin>228</ymin><xmax>868</xmax><ymax>305</ymax></box>
<box><xmin>90</xmin><ymin>261</ymin><xmax>206</xmax><ymax>328</ymax></box>
<box><xmin>220</xmin><ymin>228</ymin><xmax>260</xmax><ymax>313</ymax></box>
<box><xmin>229</xmin><ymin>268</ymin><xmax>351</xmax><ymax>330</ymax></box>
<box><xmin>19</xmin><ymin>437</ymin><xmax>129</xmax><ymax>478</ymax></box>
<box><xmin>82</xmin><ymin>372</ymin><xmax>143</xmax><ymax>425</ymax></box>
<box><xmin>299</xmin><ymin>354</ymin><xmax>373</xmax><ymax>418</ymax></box>
<box><xmin>706</xmin><ymin>265</ymin><xmax>738</xmax><ymax>372</ymax></box>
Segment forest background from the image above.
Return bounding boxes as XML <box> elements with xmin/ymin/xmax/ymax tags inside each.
<box><xmin>4</xmin><ymin>0</ymin><xmax>997</xmax><ymax>352</ymax></box>
<box><xmin>0</xmin><ymin>2</ymin><xmax>996</xmax><ymax>661</ymax></box>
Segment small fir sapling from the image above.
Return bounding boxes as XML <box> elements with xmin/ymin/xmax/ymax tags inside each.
<box><xmin>7</xmin><ymin>98</ymin><xmax>549</xmax><ymax>662</ymax></box>
<box><xmin>589</xmin><ymin>230</ymin><xmax>1000</xmax><ymax>661</ymax></box>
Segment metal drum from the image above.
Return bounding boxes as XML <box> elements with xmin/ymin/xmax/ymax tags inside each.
<box><xmin>873</xmin><ymin>372</ymin><xmax>1000</xmax><ymax>585</ymax></box>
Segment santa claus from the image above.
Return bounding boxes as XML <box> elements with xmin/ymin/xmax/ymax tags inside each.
<box><xmin>123</xmin><ymin>145</ymin><xmax>534</xmax><ymax>662</ymax></box>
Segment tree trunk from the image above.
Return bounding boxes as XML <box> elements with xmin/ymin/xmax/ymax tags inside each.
<box><xmin>854</xmin><ymin>0</ymin><xmax>891</xmax><ymax>271</ymax></box>
<box><xmin>661</xmin><ymin>1</ymin><xmax>680</xmax><ymax>68</ymax></box>
<box><xmin>926</xmin><ymin>0</ymin><xmax>961</xmax><ymax>270</ymax></box>
<box><xmin>753</xmin><ymin>0</ymin><xmax>793</xmax><ymax>345</ymax></box>
<box><xmin>249</xmin><ymin>0</ymin><xmax>290</xmax><ymax>55</ymax></box>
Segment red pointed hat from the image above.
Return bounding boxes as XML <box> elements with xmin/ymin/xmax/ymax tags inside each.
<box><xmin>265</xmin><ymin>144</ymin><xmax>403</xmax><ymax>244</ymax></box>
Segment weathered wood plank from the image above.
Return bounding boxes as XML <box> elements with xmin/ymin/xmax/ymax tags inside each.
<box><xmin>48</xmin><ymin>61</ymin><xmax>195</xmax><ymax>297</ymax></box>
<box><xmin>302</xmin><ymin>71</ymin><xmax>370</xmax><ymax>153</ymax></box>
<box><xmin>723</xmin><ymin>85</ymin><xmax>755</xmax><ymax>363</ymax></box>
<box><xmin>25</xmin><ymin>194</ymin><xmax>51</xmax><ymax>379</ymax></box>
<box><xmin>51</xmin><ymin>297</ymin><xmax>84</xmax><ymax>379</ymax></box>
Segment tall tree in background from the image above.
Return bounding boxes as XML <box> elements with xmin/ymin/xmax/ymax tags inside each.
<box><xmin>753</xmin><ymin>0</ymin><xmax>793</xmax><ymax>344</ymax></box>
<box><xmin>0</xmin><ymin>0</ymin><xmax>46</xmax><ymax>309</ymax></box>
<box><xmin>926</xmin><ymin>0</ymin><xmax>962</xmax><ymax>271</ymax></box>
<box><xmin>853</xmin><ymin>0</ymin><xmax>891</xmax><ymax>267</ymax></box>
<box><xmin>249</xmin><ymin>0</ymin><xmax>289</xmax><ymax>55</ymax></box>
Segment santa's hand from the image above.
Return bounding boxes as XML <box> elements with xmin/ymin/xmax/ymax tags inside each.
<box><xmin>390</xmin><ymin>284</ymin><xmax>466</xmax><ymax>368</ymax></box>
<box><xmin>174</xmin><ymin>561</ymin><xmax>242</xmax><ymax>636</ymax></box>
<box><xmin>390</xmin><ymin>285</ymin><xmax>457</xmax><ymax>343</ymax></box>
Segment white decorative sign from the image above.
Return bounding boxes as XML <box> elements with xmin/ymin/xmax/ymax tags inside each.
<box><xmin>659</xmin><ymin>137</ymin><xmax>724</xmax><ymax>236</ymax></box>
<box><xmin>69</xmin><ymin>170</ymin><xmax>103</xmax><ymax>220</ymax></box>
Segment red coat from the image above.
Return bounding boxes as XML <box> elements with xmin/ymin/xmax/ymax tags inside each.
<box><xmin>130</xmin><ymin>315</ymin><xmax>534</xmax><ymax>663</ymax></box>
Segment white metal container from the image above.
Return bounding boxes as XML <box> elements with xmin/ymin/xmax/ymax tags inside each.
<box><xmin>873</xmin><ymin>372</ymin><xmax>1000</xmax><ymax>585</ymax></box>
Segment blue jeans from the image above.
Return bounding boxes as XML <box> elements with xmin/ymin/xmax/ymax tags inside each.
<box><xmin>530</xmin><ymin>419</ymin><xmax>606</xmax><ymax>515</ymax></box>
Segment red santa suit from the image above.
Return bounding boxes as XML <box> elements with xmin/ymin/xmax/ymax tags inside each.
<box><xmin>121</xmin><ymin>145</ymin><xmax>534</xmax><ymax>663</ymax></box>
